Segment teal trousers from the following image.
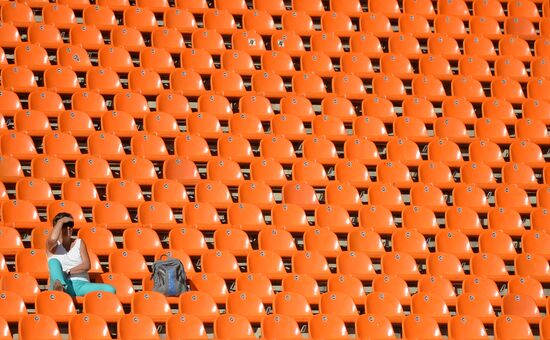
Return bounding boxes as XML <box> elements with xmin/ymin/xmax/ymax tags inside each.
<box><xmin>48</xmin><ymin>258</ymin><xmax>116</xmax><ymax>297</ymax></box>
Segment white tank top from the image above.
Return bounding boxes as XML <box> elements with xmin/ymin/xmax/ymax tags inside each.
<box><xmin>48</xmin><ymin>238</ymin><xmax>89</xmax><ymax>281</ymax></box>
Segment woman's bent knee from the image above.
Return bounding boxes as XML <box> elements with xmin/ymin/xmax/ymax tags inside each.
<box><xmin>107</xmin><ymin>285</ymin><xmax>116</xmax><ymax>294</ymax></box>
<box><xmin>104</xmin><ymin>284</ymin><xmax>116</xmax><ymax>294</ymax></box>
<box><xmin>48</xmin><ymin>258</ymin><xmax>62</xmax><ymax>269</ymax></box>
<box><xmin>93</xmin><ymin>283</ymin><xmax>116</xmax><ymax>295</ymax></box>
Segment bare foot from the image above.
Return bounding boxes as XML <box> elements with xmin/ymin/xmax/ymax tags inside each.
<box><xmin>53</xmin><ymin>280</ymin><xmax>64</xmax><ymax>292</ymax></box>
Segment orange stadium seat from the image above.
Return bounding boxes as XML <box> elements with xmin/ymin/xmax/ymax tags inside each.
<box><xmin>178</xmin><ymin>291</ymin><xmax>220</xmax><ymax>323</ymax></box>
<box><xmin>385</xmin><ymin>138</ymin><xmax>422</xmax><ymax>164</ymax></box>
<box><xmin>495</xmin><ymin>56</ymin><xmax>528</xmax><ymax>78</ymax></box>
<box><xmin>247</xmin><ymin>250</ymin><xmax>287</xmax><ymax>280</ymax></box>
<box><xmin>462</xmin><ymin>275</ymin><xmax>500</xmax><ymax>306</ymax></box>
<box><xmin>42</xmin><ymin>4</ymin><xmax>76</xmax><ymax>28</ymax></box>
<box><xmin>273</xmin><ymin>291</ymin><xmax>313</xmax><ymax>322</ymax></box>
<box><xmin>110</xmin><ymin>26</ymin><xmax>146</xmax><ymax>52</ymax></box>
<box><xmin>462</xmin><ymin>276</ymin><xmax>501</xmax><ymax>307</ymax></box>
<box><xmin>131</xmin><ymin>291</ymin><xmax>171</xmax><ymax>323</ymax></box>
<box><xmin>372</xmin><ymin>274</ymin><xmax>410</xmax><ymax>306</ymax></box>
<box><xmin>189</xmin><ymin>272</ymin><xmax>229</xmax><ymax>304</ymax></box>
<box><xmin>261</xmin><ymin>314</ymin><xmax>301</xmax><ymax>339</ymax></box>
<box><xmin>92</xmin><ymin>201</ymin><xmax>134</xmax><ymax>230</ymax></box>
<box><xmin>28</xmin><ymin>23</ymin><xmax>62</xmax><ymax>48</ymax></box>
<box><xmin>427</xmin><ymin>34</ymin><xmax>461</xmax><ymax>57</ymax></box>
<box><xmin>343</xmin><ymin>137</ymin><xmax>381</xmax><ymax>164</ymax></box>
<box><xmin>151</xmin><ymin>27</ymin><xmax>184</xmax><ymax>51</ymax></box>
<box><xmin>70</xmin><ymin>24</ymin><xmax>105</xmax><ymax>50</ymax></box>
<box><xmin>108</xmin><ymin>250</ymin><xmax>149</xmax><ymax>280</ymax></box>
<box><xmin>0</xmin><ymin>272</ymin><xmax>40</xmax><ymax>304</ymax></box>
<box><xmin>1</xmin><ymin>66</ymin><xmax>37</xmax><ymax>92</ymax></box>
<box><xmin>226</xmin><ymin>291</ymin><xmax>266</xmax><ymax>322</ymax></box>
<box><xmin>308</xmin><ymin>314</ymin><xmax>348</xmax><ymax>339</ymax></box>
<box><xmin>16</xmin><ymin>178</ymin><xmax>55</xmax><ymax>206</ymax></box>
<box><xmin>418</xmin><ymin>276</ymin><xmax>456</xmax><ymax>305</ymax></box>
<box><xmin>292</xmin><ymin>251</ymin><xmax>331</xmax><ymax>280</ymax></box>
<box><xmin>0</xmin><ymin>21</ymin><xmax>21</xmax><ymax>47</ymax></box>
<box><xmin>327</xmin><ymin>274</ymin><xmax>366</xmax><ymax>305</ymax></box>
<box><xmin>402</xmin><ymin>314</ymin><xmax>443</xmax><ymax>339</ymax></box>
<box><xmin>509</xmin><ymin>276</ymin><xmax>545</xmax><ymax>307</ymax></box>
<box><xmin>515</xmin><ymin>253</ymin><xmax>550</xmax><ymax>278</ymax></box>
<box><xmin>69</xmin><ymin>313</ymin><xmax>112</xmax><ymax>340</ymax></box>
<box><xmin>281</xmin><ymin>10</ymin><xmax>314</xmax><ymax>35</ymax></box>
<box><xmin>235</xmin><ymin>273</ymin><xmax>274</xmax><ymax>305</ymax></box>
<box><xmin>434</xmin><ymin>14</ymin><xmax>467</xmax><ymax>35</ymax></box>
<box><xmin>156</xmin><ymin>90</ymin><xmax>192</xmax><ymax>116</ymax></box>
<box><xmin>337</xmin><ymin>251</ymin><xmax>376</xmax><ymax>280</ymax></box>
<box><xmin>117</xmin><ymin>314</ymin><xmax>159</xmax><ymax>340</ymax></box>
<box><xmin>473</xmin><ymin>0</ymin><xmax>504</xmax><ymax>16</ymax></box>
<box><xmin>166</xmin><ymin>314</ymin><xmax>207</xmax><ymax>340</ymax></box>
<box><xmin>35</xmin><ymin>290</ymin><xmax>77</xmax><ymax>323</ymax></box>
<box><xmin>349</xmin><ymin>32</ymin><xmax>383</xmax><ymax>55</ymax></box>
<box><xmin>389</xmin><ymin>33</ymin><xmax>422</xmax><ymax>56</ymax></box>
<box><xmin>0</xmin><ymin>289</ymin><xmax>28</xmax><ymax>323</ymax></box>
<box><xmin>123</xmin><ymin>227</ymin><xmax>162</xmax><ymax>256</ymax></box>
<box><xmin>18</xmin><ymin>314</ymin><xmax>62</xmax><ymax>340</ymax></box>
<box><xmin>495</xmin><ymin>315</ymin><xmax>534</xmax><ymax>339</ymax></box>
<box><xmin>1</xmin><ymin>199</ymin><xmax>43</xmax><ymax>229</ymax></box>
<box><xmin>0</xmin><ymin>226</ymin><xmax>24</xmax><ymax>256</ymax></box>
<box><xmin>347</xmin><ymin>229</ymin><xmax>385</xmax><ymax>254</ymax></box>
<box><xmin>355</xmin><ymin>314</ymin><xmax>396</xmax><ymax>339</ymax></box>
<box><xmin>292</xmin><ymin>0</ymin><xmax>323</xmax><ymax>12</ymax></box>
<box><xmin>448</xmin><ymin>315</ymin><xmax>489</xmax><ymax>339</ymax></box>
<box><xmin>179</xmin><ymin>49</ymin><xmax>214</xmax><ymax>74</ymax></box>
<box><xmin>214</xmin><ymin>314</ymin><xmax>255</xmax><ymax>339</ymax></box>
<box><xmin>365</xmin><ymin>291</ymin><xmax>405</xmax><ymax>321</ymax></box>
<box><xmin>242</xmin><ymin>9</ymin><xmax>275</xmax><ymax>34</ymax></box>
<box><xmin>78</xmin><ymin>227</ymin><xmax>117</xmax><ymax>257</ymax></box>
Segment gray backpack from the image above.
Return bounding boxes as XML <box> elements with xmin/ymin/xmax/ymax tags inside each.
<box><xmin>151</xmin><ymin>255</ymin><xmax>188</xmax><ymax>297</ymax></box>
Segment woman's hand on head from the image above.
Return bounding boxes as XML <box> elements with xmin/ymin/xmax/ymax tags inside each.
<box><xmin>56</xmin><ymin>217</ymin><xmax>74</xmax><ymax>231</ymax></box>
<box><xmin>57</xmin><ymin>217</ymin><xmax>73</xmax><ymax>226</ymax></box>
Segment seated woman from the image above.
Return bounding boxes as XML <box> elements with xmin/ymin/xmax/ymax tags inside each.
<box><xmin>47</xmin><ymin>212</ymin><xmax>116</xmax><ymax>296</ymax></box>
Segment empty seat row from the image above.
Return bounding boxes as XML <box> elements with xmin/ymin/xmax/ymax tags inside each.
<box><xmin>4</xmin><ymin>164</ymin><xmax>550</xmax><ymax>208</ymax></box>
<box><xmin>5</xmin><ymin>157</ymin><xmax>550</xmax><ymax>194</ymax></box>
<box><xmin>6</xmin><ymin>111</ymin><xmax>549</xmax><ymax>150</ymax></box>
<box><xmin>2</xmin><ymin>137</ymin><xmax>549</xmax><ymax>192</ymax></box>
<box><xmin>6</xmin><ymin>28</ymin><xmax>550</xmax><ymax>76</ymax></box>
<box><xmin>0</xmin><ymin>147</ymin><xmax>543</xmax><ymax>187</ymax></box>
<box><xmin>4</xmin><ymin>0</ymin><xmax>549</xmax><ymax>19</ymax></box>
<box><xmin>0</xmin><ymin>169</ymin><xmax>548</xmax><ymax>210</ymax></box>
<box><xmin>6</xmin><ymin>15</ymin><xmax>550</xmax><ymax>59</ymax></box>
<box><xmin>4</xmin><ymin>39</ymin><xmax>549</xmax><ymax>80</ymax></box>
<box><xmin>3</xmin><ymin>17</ymin><xmax>550</xmax><ymax>57</ymax></box>
<box><xmin>11</xmin><ymin>104</ymin><xmax>548</xmax><ymax>138</ymax></box>
<box><xmin>15</xmin><ymin>14</ymin><xmax>550</xmax><ymax>47</ymax></box>
<box><xmin>3</xmin><ymin>89</ymin><xmax>549</xmax><ymax>124</ymax></box>
<box><xmin>3</xmin><ymin>64</ymin><xmax>550</xmax><ymax>102</ymax></box>
<box><xmin>2</xmin><ymin>194</ymin><xmax>550</xmax><ymax>234</ymax></box>
<box><xmin>2</xmin><ymin>0</ymin><xmax>548</xmax><ymax>36</ymax></box>
<box><xmin>1</xmin><ymin>124</ymin><xmax>548</xmax><ymax>164</ymax></box>
<box><xmin>2</xmin><ymin>41</ymin><xmax>547</xmax><ymax>100</ymax></box>
<box><xmin>1</xmin><ymin>311</ymin><xmax>546</xmax><ymax>339</ymax></box>
<box><xmin>3</xmin><ymin>90</ymin><xmax>550</xmax><ymax>132</ymax></box>
<box><xmin>4</xmin><ymin>312</ymin><xmax>550</xmax><ymax>339</ymax></box>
